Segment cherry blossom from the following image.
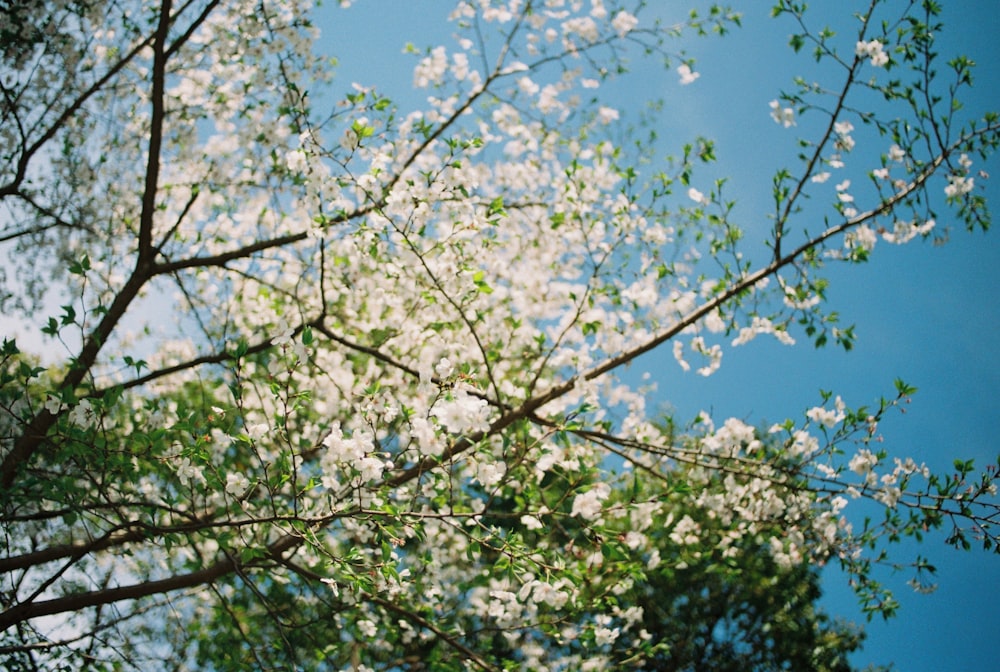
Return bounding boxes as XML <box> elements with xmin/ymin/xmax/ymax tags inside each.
<box><xmin>856</xmin><ymin>39</ymin><xmax>889</xmax><ymax>67</ymax></box>
<box><xmin>769</xmin><ymin>99</ymin><xmax>796</xmax><ymax>127</ymax></box>
<box><xmin>677</xmin><ymin>63</ymin><xmax>700</xmax><ymax>85</ymax></box>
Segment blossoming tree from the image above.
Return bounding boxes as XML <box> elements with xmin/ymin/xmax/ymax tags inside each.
<box><xmin>1</xmin><ymin>0</ymin><xmax>998</xmax><ymax>669</ymax></box>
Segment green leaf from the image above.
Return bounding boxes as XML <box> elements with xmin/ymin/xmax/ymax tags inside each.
<box><xmin>68</xmin><ymin>254</ymin><xmax>91</xmax><ymax>276</ymax></box>
<box><xmin>893</xmin><ymin>378</ymin><xmax>918</xmax><ymax>396</ymax></box>
<box><xmin>472</xmin><ymin>270</ymin><xmax>494</xmax><ymax>294</ymax></box>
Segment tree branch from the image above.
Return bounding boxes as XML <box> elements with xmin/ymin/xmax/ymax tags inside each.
<box><xmin>136</xmin><ymin>0</ymin><xmax>173</xmax><ymax>265</ymax></box>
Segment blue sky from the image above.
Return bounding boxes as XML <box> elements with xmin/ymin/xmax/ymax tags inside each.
<box><xmin>318</xmin><ymin>2</ymin><xmax>999</xmax><ymax>669</ymax></box>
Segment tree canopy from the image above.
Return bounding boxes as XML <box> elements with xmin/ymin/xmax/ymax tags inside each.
<box><xmin>1</xmin><ymin>1</ymin><xmax>997</xmax><ymax>670</ymax></box>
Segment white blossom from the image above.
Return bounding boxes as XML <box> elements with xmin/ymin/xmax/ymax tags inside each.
<box><xmin>611</xmin><ymin>10</ymin><xmax>638</xmax><ymax>37</ymax></box>
<box><xmin>225</xmin><ymin>472</ymin><xmax>250</xmax><ymax>496</ymax></box>
<box><xmin>687</xmin><ymin>187</ymin><xmax>706</xmax><ymax>204</ymax></box>
<box><xmin>571</xmin><ymin>483</ymin><xmax>610</xmax><ymax>520</ymax></box>
<box><xmin>849</xmin><ymin>449</ymin><xmax>878</xmax><ymax>476</ymax></box>
<box><xmin>769</xmin><ymin>99</ymin><xmax>795</xmax><ymax>127</ymax></box>
<box><xmin>676</xmin><ymin>63</ymin><xmax>700</xmax><ymax>85</ymax></box>
<box><xmin>597</xmin><ymin>106</ymin><xmax>619</xmax><ymax>124</ymax></box>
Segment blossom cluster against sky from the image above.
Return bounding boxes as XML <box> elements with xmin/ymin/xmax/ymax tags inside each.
<box><xmin>228</xmin><ymin>1</ymin><xmax>999</xmax><ymax>669</ymax></box>
<box><xmin>315</xmin><ymin>2</ymin><xmax>999</xmax><ymax>670</ymax></box>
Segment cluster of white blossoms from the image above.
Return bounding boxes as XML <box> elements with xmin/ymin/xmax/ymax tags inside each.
<box><xmin>855</xmin><ymin>38</ymin><xmax>889</xmax><ymax>67</ymax></box>
<box><xmin>429</xmin><ymin>387</ymin><xmax>492</xmax><ymax>435</ymax></box>
<box><xmin>610</xmin><ymin>9</ymin><xmax>639</xmax><ymax>37</ymax></box>
<box><xmin>806</xmin><ymin>396</ymin><xmax>847</xmax><ymax>428</ymax></box>
<box><xmin>668</xmin><ymin>416</ymin><xmax>856</xmax><ymax>567</ymax></box>
<box><xmin>320</xmin><ymin>423</ymin><xmax>392</xmax><ymax>489</ymax></box>
<box><xmin>731</xmin><ymin>315</ymin><xmax>795</xmax><ymax>346</ymax></box>
<box><xmin>413</xmin><ymin>45</ymin><xmax>449</xmax><ymax>88</ymax></box>
<box><xmin>769</xmin><ymin>99</ymin><xmax>796</xmax><ymax>127</ymax></box>
<box><xmin>880</xmin><ymin>218</ymin><xmax>936</xmax><ymax>244</ymax></box>
<box><xmin>945</xmin><ymin>153</ymin><xmax>977</xmax><ymax>198</ymax></box>
<box><xmin>844</xmin><ymin>450</ymin><xmax>933</xmax><ymax>508</ymax></box>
